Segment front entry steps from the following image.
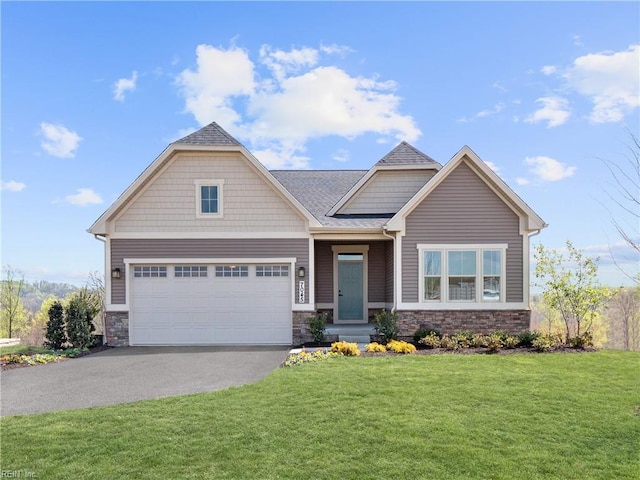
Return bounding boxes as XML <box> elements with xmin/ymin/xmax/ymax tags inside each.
<box><xmin>325</xmin><ymin>324</ymin><xmax>376</xmax><ymax>344</ymax></box>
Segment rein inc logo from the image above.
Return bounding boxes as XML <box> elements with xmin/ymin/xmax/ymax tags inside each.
<box><xmin>1</xmin><ymin>471</ymin><xmax>37</xmax><ymax>478</ymax></box>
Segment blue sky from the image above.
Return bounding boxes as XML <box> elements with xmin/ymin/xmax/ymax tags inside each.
<box><xmin>2</xmin><ymin>1</ymin><xmax>639</xmax><ymax>287</ymax></box>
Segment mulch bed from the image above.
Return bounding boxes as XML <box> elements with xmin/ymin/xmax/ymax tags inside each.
<box><xmin>0</xmin><ymin>344</ymin><xmax>113</xmax><ymax>371</ymax></box>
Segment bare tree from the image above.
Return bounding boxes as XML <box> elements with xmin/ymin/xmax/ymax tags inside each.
<box><xmin>0</xmin><ymin>266</ymin><xmax>27</xmax><ymax>338</ymax></box>
<box><xmin>601</xmin><ymin>132</ymin><xmax>640</xmax><ymax>283</ymax></box>
<box><xmin>606</xmin><ymin>287</ymin><xmax>640</xmax><ymax>351</ymax></box>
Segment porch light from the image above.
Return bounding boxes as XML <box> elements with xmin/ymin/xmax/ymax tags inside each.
<box><xmin>298</xmin><ymin>266</ymin><xmax>305</xmax><ymax>278</ymax></box>
<box><xmin>111</xmin><ymin>268</ymin><xmax>121</xmax><ymax>279</ymax></box>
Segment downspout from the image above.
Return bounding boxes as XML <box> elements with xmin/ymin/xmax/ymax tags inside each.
<box><xmin>93</xmin><ymin>234</ymin><xmax>107</xmax><ymax>345</ymax></box>
<box><xmin>382</xmin><ymin>226</ymin><xmax>396</xmax><ymax>313</ymax></box>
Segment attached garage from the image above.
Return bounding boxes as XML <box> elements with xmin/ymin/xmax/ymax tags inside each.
<box><xmin>129</xmin><ymin>263</ymin><xmax>292</xmax><ymax>345</ymax></box>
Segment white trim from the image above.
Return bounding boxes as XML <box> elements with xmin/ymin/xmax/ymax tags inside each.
<box><xmin>396</xmin><ymin>302</ymin><xmax>529</xmax><ymax>311</ymax></box>
<box><xmin>292</xmin><ymin>305</ymin><xmax>316</xmax><ymax>312</ymax></box>
<box><xmin>194</xmin><ymin>179</ymin><xmax>224</xmax><ymax>219</ymax></box>
<box><xmin>124</xmin><ymin>257</ymin><xmax>297</xmax><ymax>265</ymax></box>
<box><xmin>317</xmin><ymin>302</ymin><xmax>391</xmax><ymax>310</ymax></box>
<box><xmin>308</xmin><ymin>238</ymin><xmax>315</xmax><ymax>308</ymax></box>
<box><xmin>385</xmin><ymin>146</ymin><xmax>547</xmax><ymax>233</ymax></box>
<box><xmin>309</xmin><ymin>230</ymin><xmax>387</xmax><ymax>237</ymax></box>
<box><xmin>105</xmin><ymin>237</ymin><xmax>112</xmax><ymax>305</ymax></box>
<box><xmin>396</xmin><ymin>233</ymin><xmax>403</xmax><ymax>308</ymax></box>
<box><xmin>523</xmin><ymin>232</ymin><xmax>531</xmax><ymax>307</ymax></box>
<box><xmin>331</xmin><ymin>245</ymin><xmax>369</xmax><ymax>324</ymax></box>
<box><xmin>108</xmin><ymin>231</ymin><xmax>310</xmax><ymax>239</ymax></box>
<box><xmin>416</xmin><ymin>244</ymin><xmax>508</xmax><ymax>306</ymax></box>
<box><xmin>106</xmin><ymin>304</ymin><xmax>129</xmax><ymax>312</ymax></box>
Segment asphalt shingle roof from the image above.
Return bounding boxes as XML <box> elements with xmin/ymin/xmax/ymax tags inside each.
<box><xmin>173</xmin><ymin>121</ymin><xmax>241</xmax><ymax>146</ymax></box>
<box><xmin>375</xmin><ymin>141</ymin><xmax>441</xmax><ymax>167</ymax></box>
<box><xmin>271</xmin><ymin>170</ymin><xmax>392</xmax><ymax>228</ymax></box>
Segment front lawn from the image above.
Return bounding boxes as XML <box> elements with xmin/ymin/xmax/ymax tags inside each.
<box><xmin>1</xmin><ymin>351</ymin><xmax>638</xmax><ymax>479</ymax></box>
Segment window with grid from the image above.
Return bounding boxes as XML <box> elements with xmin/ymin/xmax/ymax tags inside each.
<box><xmin>256</xmin><ymin>265</ymin><xmax>289</xmax><ymax>277</ymax></box>
<box><xmin>174</xmin><ymin>266</ymin><xmax>208</xmax><ymax>278</ymax></box>
<box><xmin>215</xmin><ymin>266</ymin><xmax>248</xmax><ymax>277</ymax></box>
<box><xmin>133</xmin><ymin>266</ymin><xmax>167</xmax><ymax>278</ymax></box>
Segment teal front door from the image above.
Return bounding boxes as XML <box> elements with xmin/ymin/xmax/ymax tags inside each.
<box><xmin>337</xmin><ymin>253</ymin><xmax>364</xmax><ymax>322</ymax></box>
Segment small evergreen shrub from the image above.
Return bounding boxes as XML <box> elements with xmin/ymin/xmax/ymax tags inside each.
<box><xmin>439</xmin><ymin>335</ymin><xmax>459</xmax><ymax>350</ymax></box>
<box><xmin>517</xmin><ymin>330</ymin><xmax>540</xmax><ymax>348</ymax></box>
<box><xmin>532</xmin><ymin>334</ymin><xmax>562</xmax><ymax>352</ymax></box>
<box><xmin>331</xmin><ymin>341</ymin><xmax>360</xmax><ymax>356</ymax></box>
<box><xmin>387</xmin><ymin>340</ymin><xmax>416</xmax><ymax>354</ymax></box>
<box><xmin>44</xmin><ymin>301</ymin><xmax>66</xmax><ymax>350</ymax></box>
<box><xmin>451</xmin><ymin>333</ymin><xmax>472</xmax><ymax>349</ymax></box>
<box><xmin>419</xmin><ymin>332</ymin><xmax>441</xmax><ymax>349</ymax></box>
<box><xmin>65</xmin><ymin>297</ymin><xmax>95</xmax><ymax>349</ymax></box>
<box><xmin>373</xmin><ymin>310</ymin><xmax>399</xmax><ymax>343</ymax></box>
<box><xmin>364</xmin><ymin>342</ymin><xmax>387</xmax><ymax>353</ymax></box>
<box><xmin>307</xmin><ymin>313</ymin><xmax>328</xmax><ymax>343</ymax></box>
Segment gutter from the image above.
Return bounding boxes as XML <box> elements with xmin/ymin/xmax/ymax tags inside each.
<box><xmin>93</xmin><ymin>234</ymin><xmax>107</xmax><ymax>345</ymax></box>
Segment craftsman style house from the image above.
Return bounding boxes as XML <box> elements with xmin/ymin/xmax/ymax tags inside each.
<box><xmin>89</xmin><ymin>122</ymin><xmax>546</xmax><ymax>346</ymax></box>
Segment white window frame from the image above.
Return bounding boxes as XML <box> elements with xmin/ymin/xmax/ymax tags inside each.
<box><xmin>417</xmin><ymin>244</ymin><xmax>507</xmax><ymax>305</ymax></box>
<box><xmin>195</xmin><ymin>179</ymin><xmax>224</xmax><ymax>219</ymax></box>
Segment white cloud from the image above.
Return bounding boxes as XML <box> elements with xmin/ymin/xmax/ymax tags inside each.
<box><xmin>176</xmin><ymin>44</ymin><xmax>255</xmax><ymax>128</ymax></box>
<box><xmin>319</xmin><ymin>43</ymin><xmax>355</xmax><ymax>56</ymax></box>
<box><xmin>175</xmin><ymin>43</ymin><xmax>420</xmax><ymax>169</ymax></box>
<box><xmin>39</xmin><ymin>122</ymin><xmax>82</xmax><ymax>158</ymax></box>
<box><xmin>65</xmin><ymin>188</ymin><xmax>103</xmax><ymax>206</ymax></box>
<box><xmin>515</xmin><ymin>177</ymin><xmax>530</xmax><ymax>186</ymax></box>
<box><xmin>572</xmin><ymin>35</ymin><xmax>583</xmax><ymax>47</ymax></box>
<box><xmin>492</xmin><ymin>81</ymin><xmax>507</xmax><ymax>92</ymax></box>
<box><xmin>113</xmin><ymin>71</ymin><xmax>138</xmax><ymax>101</ymax></box>
<box><xmin>458</xmin><ymin>103</ymin><xmax>505</xmax><ymax>123</ymax></box>
<box><xmin>1</xmin><ymin>180</ymin><xmax>26</xmax><ymax>192</ymax></box>
<box><xmin>563</xmin><ymin>44</ymin><xmax>640</xmax><ymax>123</ymax></box>
<box><xmin>541</xmin><ymin>65</ymin><xmax>557</xmax><ymax>75</ymax></box>
<box><xmin>525</xmin><ymin>96</ymin><xmax>571</xmax><ymax>127</ymax></box>
<box><xmin>484</xmin><ymin>161</ymin><xmax>500</xmax><ymax>173</ymax></box>
<box><xmin>524</xmin><ymin>156</ymin><xmax>577</xmax><ymax>182</ymax></box>
<box><xmin>332</xmin><ymin>148</ymin><xmax>350</xmax><ymax>163</ymax></box>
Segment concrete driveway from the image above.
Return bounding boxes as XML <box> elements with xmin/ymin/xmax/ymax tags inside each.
<box><xmin>0</xmin><ymin>346</ymin><xmax>289</xmax><ymax>416</ymax></box>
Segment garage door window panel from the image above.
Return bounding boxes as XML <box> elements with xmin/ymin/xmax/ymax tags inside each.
<box><xmin>215</xmin><ymin>266</ymin><xmax>249</xmax><ymax>277</ymax></box>
<box><xmin>256</xmin><ymin>265</ymin><xmax>289</xmax><ymax>277</ymax></box>
<box><xmin>175</xmin><ymin>266</ymin><xmax>208</xmax><ymax>278</ymax></box>
<box><xmin>134</xmin><ymin>266</ymin><xmax>167</xmax><ymax>278</ymax></box>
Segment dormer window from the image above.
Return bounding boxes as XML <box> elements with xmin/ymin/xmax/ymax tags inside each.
<box><xmin>195</xmin><ymin>179</ymin><xmax>224</xmax><ymax>218</ymax></box>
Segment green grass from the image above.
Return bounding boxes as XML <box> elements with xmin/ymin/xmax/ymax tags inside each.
<box><xmin>1</xmin><ymin>351</ymin><xmax>639</xmax><ymax>479</ymax></box>
<box><xmin>0</xmin><ymin>345</ymin><xmax>52</xmax><ymax>355</ymax></box>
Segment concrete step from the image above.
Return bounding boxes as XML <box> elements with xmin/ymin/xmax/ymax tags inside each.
<box><xmin>338</xmin><ymin>335</ymin><xmax>371</xmax><ymax>343</ymax></box>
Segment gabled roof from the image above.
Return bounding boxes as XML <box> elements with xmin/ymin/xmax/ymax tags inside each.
<box><xmin>88</xmin><ymin>123</ymin><xmax>321</xmax><ymax>234</ymax></box>
<box><xmin>385</xmin><ymin>145</ymin><xmax>547</xmax><ymax>233</ymax></box>
<box><xmin>326</xmin><ymin>142</ymin><xmax>441</xmax><ymax>216</ymax></box>
<box><xmin>271</xmin><ymin>170</ymin><xmax>392</xmax><ymax>228</ymax></box>
<box><xmin>173</xmin><ymin>122</ymin><xmax>241</xmax><ymax>146</ymax></box>
<box><xmin>375</xmin><ymin>141</ymin><xmax>440</xmax><ymax>167</ymax></box>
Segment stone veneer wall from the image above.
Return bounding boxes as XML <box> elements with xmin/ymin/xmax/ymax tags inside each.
<box><xmin>396</xmin><ymin>310</ymin><xmax>531</xmax><ymax>336</ymax></box>
<box><xmin>105</xmin><ymin>311</ymin><xmax>129</xmax><ymax>346</ymax></box>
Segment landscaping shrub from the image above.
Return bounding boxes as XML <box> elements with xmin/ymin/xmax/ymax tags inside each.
<box><xmin>451</xmin><ymin>333</ymin><xmax>472</xmax><ymax>349</ymax></box>
<box><xmin>364</xmin><ymin>342</ymin><xmax>387</xmax><ymax>353</ymax></box>
<box><xmin>532</xmin><ymin>333</ymin><xmax>563</xmax><ymax>352</ymax></box>
<box><xmin>439</xmin><ymin>335</ymin><xmax>459</xmax><ymax>350</ymax></box>
<box><xmin>517</xmin><ymin>330</ymin><xmax>540</xmax><ymax>348</ymax></box>
<box><xmin>503</xmin><ymin>335</ymin><xmax>519</xmax><ymax>349</ymax></box>
<box><xmin>65</xmin><ymin>296</ymin><xmax>95</xmax><ymax>349</ymax></box>
<box><xmin>413</xmin><ymin>327</ymin><xmax>440</xmax><ymax>344</ymax></box>
<box><xmin>307</xmin><ymin>313</ymin><xmax>327</xmax><ymax>343</ymax></box>
<box><xmin>471</xmin><ymin>334</ymin><xmax>489</xmax><ymax>348</ymax></box>
<box><xmin>418</xmin><ymin>332</ymin><xmax>441</xmax><ymax>349</ymax></box>
<box><xmin>330</xmin><ymin>341</ymin><xmax>360</xmax><ymax>356</ymax></box>
<box><xmin>283</xmin><ymin>349</ymin><xmax>338</xmax><ymax>367</ymax></box>
<box><xmin>569</xmin><ymin>331</ymin><xmax>594</xmax><ymax>349</ymax></box>
<box><xmin>386</xmin><ymin>340</ymin><xmax>416</xmax><ymax>354</ymax></box>
<box><xmin>373</xmin><ymin>310</ymin><xmax>399</xmax><ymax>343</ymax></box>
<box><xmin>486</xmin><ymin>333</ymin><xmax>504</xmax><ymax>353</ymax></box>
<box><xmin>44</xmin><ymin>301</ymin><xmax>66</xmax><ymax>350</ymax></box>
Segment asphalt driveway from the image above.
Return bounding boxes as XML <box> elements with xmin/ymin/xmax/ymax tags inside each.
<box><xmin>0</xmin><ymin>346</ymin><xmax>289</xmax><ymax>416</ymax></box>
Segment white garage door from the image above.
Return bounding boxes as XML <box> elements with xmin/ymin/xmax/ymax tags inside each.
<box><xmin>130</xmin><ymin>264</ymin><xmax>292</xmax><ymax>345</ymax></box>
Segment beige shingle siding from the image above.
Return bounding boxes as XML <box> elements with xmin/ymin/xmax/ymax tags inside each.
<box><xmin>402</xmin><ymin>160</ymin><xmax>524</xmax><ymax>303</ymax></box>
<box><xmin>110</xmin><ymin>238</ymin><xmax>309</xmax><ymax>305</ymax></box>
<box><xmin>340</xmin><ymin>170</ymin><xmax>436</xmax><ymax>214</ymax></box>
<box><xmin>114</xmin><ymin>152</ymin><xmax>307</xmax><ymax>233</ymax></box>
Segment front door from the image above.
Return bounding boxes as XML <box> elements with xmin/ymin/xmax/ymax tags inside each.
<box><xmin>337</xmin><ymin>253</ymin><xmax>365</xmax><ymax>322</ymax></box>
